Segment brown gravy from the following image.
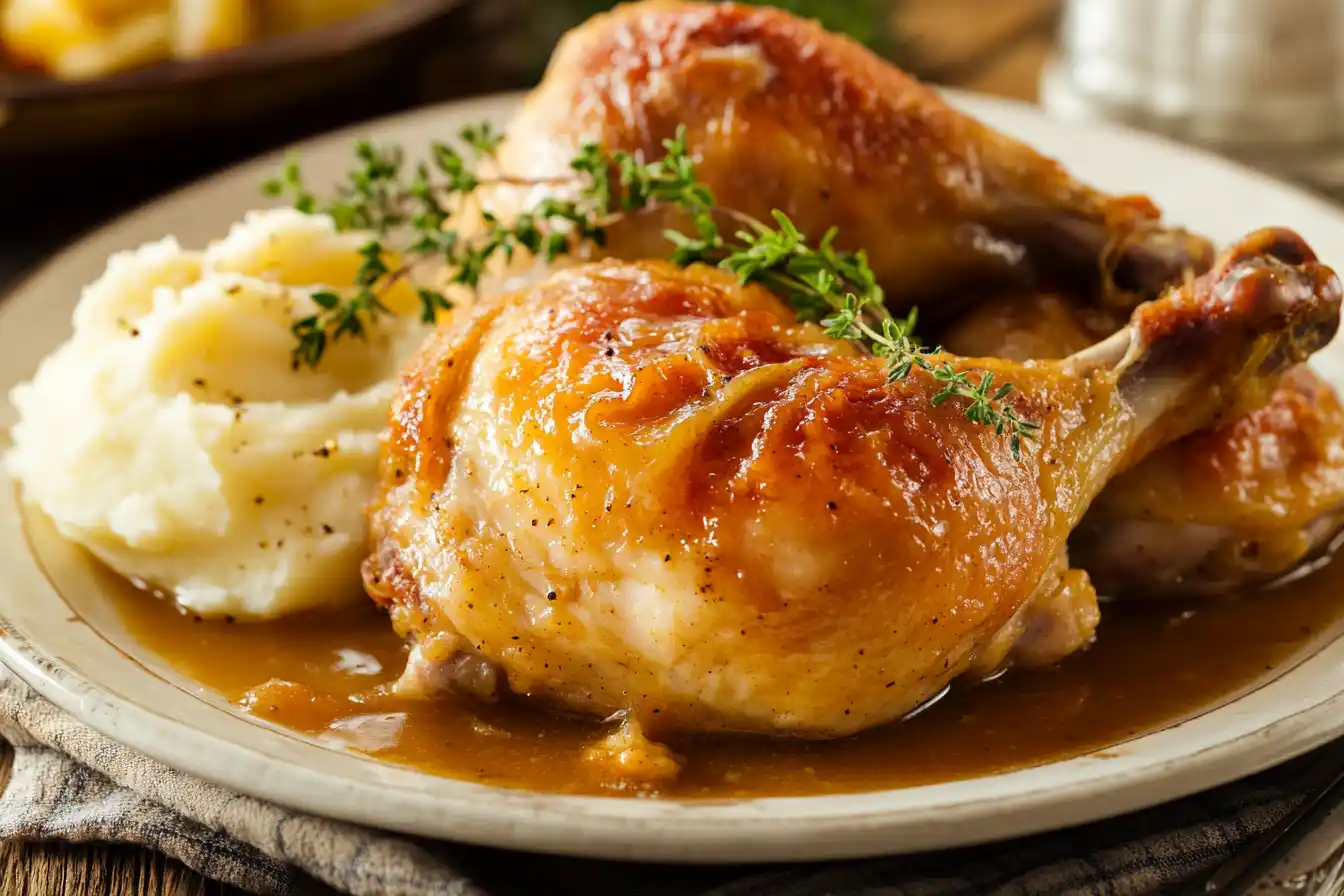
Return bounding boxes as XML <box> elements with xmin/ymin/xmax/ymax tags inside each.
<box><xmin>100</xmin><ymin>557</ymin><xmax>1344</xmax><ymax>799</ymax></box>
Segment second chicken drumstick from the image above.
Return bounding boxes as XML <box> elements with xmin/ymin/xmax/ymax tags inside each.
<box><xmin>486</xmin><ymin>0</ymin><xmax>1214</xmax><ymax>313</ymax></box>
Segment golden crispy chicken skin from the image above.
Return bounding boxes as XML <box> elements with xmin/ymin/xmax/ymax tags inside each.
<box><xmin>365</xmin><ymin>231</ymin><xmax>1338</xmax><ymax>742</ymax></box>
<box><xmin>940</xmin><ymin>291</ymin><xmax>1121</xmax><ymax>362</ymax></box>
<box><xmin>942</xmin><ymin>258</ymin><xmax>1344</xmax><ymax>596</ymax></box>
<box><xmin>370</xmin><ymin>262</ymin><xmax>1097</xmax><ymax>738</ymax></box>
<box><xmin>1075</xmin><ymin>368</ymin><xmax>1344</xmax><ymax>595</ymax></box>
<box><xmin>486</xmin><ymin>0</ymin><xmax>1212</xmax><ymax>310</ymax></box>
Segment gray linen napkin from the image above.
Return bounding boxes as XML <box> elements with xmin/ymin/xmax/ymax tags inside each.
<box><xmin>1</xmin><ymin>667</ymin><xmax>1341</xmax><ymax>896</ymax></box>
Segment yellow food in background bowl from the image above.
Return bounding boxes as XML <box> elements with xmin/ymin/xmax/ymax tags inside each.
<box><xmin>5</xmin><ymin>209</ymin><xmax>430</xmax><ymax>620</ymax></box>
<box><xmin>0</xmin><ymin>0</ymin><xmax>392</xmax><ymax>80</ymax></box>
<box><xmin>172</xmin><ymin>0</ymin><xmax>254</xmax><ymax>58</ymax></box>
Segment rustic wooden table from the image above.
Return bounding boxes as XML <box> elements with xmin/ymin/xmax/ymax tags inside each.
<box><xmin>0</xmin><ymin>1</ymin><xmax>1060</xmax><ymax>893</ymax></box>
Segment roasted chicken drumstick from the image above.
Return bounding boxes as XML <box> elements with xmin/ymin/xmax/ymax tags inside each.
<box><xmin>943</xmin><ymin>231</ymin><xmax>1344</xmax><ymax>598</ymax></box>
<box><xmin>365</xmin><ymin>230</ymin><xmax>1339</xmax><ymax>751</ymax></box>
<box><xmin>487</xmin><ymin>0</ymin><xmax>1212</xmax><ymax>310</ymax></box>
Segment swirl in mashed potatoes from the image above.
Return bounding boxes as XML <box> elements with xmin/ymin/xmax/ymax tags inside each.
<box><xmin>6</xmin><ymin>209</ymin><xmax>429</xmax><ymax>620</ymax></box>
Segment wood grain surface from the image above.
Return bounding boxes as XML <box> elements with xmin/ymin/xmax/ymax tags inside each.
<box><xmin>0</xmin><ymin>1</ymin><xmax>1058</xmax><ymax>893</ymax></box>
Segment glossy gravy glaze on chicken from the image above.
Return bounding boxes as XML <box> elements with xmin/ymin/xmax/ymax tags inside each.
<box><xmin>30</xmin><ymin>0</ymin><xmax>1344</xmax><ymax>797</ymax></box>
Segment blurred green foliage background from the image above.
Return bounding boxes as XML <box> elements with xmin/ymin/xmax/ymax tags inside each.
<box><xmin>522</xmin><ymin>0</ymin><xmax>906</xmax><ymax>75</ymax></box>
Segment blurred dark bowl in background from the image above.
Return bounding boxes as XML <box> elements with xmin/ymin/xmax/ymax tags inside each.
<box><xmin>0</xmin><ymin>0</ymin><xmax>528</xmax><ymax>223</ymax></box>
<box><xmin>1</xmin><ymin>0</ymin><xmax>470</xmax><ymax>155</ymax></box>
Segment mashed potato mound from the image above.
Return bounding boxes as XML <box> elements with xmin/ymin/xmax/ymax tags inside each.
<box><xmin>7</xmin><ymin>209</ymin><xmax>430</xmax><ymax>620</ymax></box>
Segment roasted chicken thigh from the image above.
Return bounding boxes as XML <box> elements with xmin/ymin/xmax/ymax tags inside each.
<box><xmin>1076</xmin><ymin>368</ymin><xmax>1344</xmax><ymax>596</ymax></box>
<box><xmin>365</xmin><ymin>230</ymin><xmax>1339</xmax><ymax>747</ymax></box>
<box><xmin>484</xmin><ymin>0</ymin><xmax>1212</xmax><ymax>311</ymax></box>
<box><xmin>942</xmin><ymin>239</ymin><xmax>1344</xmax><ymax>598</ymax></box>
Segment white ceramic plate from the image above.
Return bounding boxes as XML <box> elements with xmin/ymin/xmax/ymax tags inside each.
<box><xmin>3</xmin><ymin>92</ymin><xmax>1344</xmax><ymax>864</ymax></box>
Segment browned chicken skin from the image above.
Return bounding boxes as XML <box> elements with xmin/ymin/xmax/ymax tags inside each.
<box><xmin>364</xmin><ymin>230</ymin><xmax>1339</xmax><ymax>764</ymax></box>
<box><xmin>943</xmin><ymin>232</ymin><xmax>1344</xmax><ymax>597</ymax></box>
<box><xmin>1076</xmin><ymin>368</ymin><xmax>1344</xmax><ymax>596</ymax></box>
<box><xmin>485</xmin><ymin>0</ymin><xmax>1212</xmax><ymax>311</ymax></box>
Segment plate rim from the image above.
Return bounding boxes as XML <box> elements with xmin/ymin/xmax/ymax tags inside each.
<box><xmin>4</xmin><ymin>89</ymin><xmax>1344</xmax><ymax>863</ymax></box>
<box><xmin>7</xmin><ymin>596</ymin><xmax>1344</xmax><ymax>863</ymax></box>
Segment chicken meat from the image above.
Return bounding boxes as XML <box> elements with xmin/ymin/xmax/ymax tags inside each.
<box><xmin>364</xmin><ymin>229</ymin><xmax>1339</xmax><ymax>765</ymax></box>
<box><xmin>1076</xmin><ymin>368</ymin><xmax>1344</xmax><ymax>596</ymax></box>
<box><xmin>482</xmin><ymin>0</ymin><xmax>1213</xmax><ymax>312</ymax></box>
<box><xmin>942</xmin><ymin>239</ymin><xmax>1344</xmax><ymax>598</ymax></box>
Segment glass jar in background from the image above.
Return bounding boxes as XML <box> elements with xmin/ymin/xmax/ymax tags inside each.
<box><xmin>1041</xmin><ymin>0</ymin><xmax>1344</xmax><ymax>196</ymax></box>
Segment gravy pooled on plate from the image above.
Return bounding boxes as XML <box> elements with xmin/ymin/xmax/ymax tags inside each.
<box><xmin>95</xmin><ymin>552</ymin><xmax>1344</xmax><ymax>798</ymax></box>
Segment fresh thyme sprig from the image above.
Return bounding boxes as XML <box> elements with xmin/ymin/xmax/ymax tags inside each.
<box><xmin>579</xmin><ymin>135</ymin><xmax>1040</xmax><ymax>456</ymax></box>
<box><xmin>263</xmin><ymin>126</ymin><xmax>512</xmax><ymax>367</ymax></box>
<box><xmin>825</xmin><ymin>300</ymin><xmax>1040</xmax><ymax>456</ymax></box>
<box><xmin>262</xmin><ymin>124</ymin><xmax>1038</xmax><ymax>455</ymax></box>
